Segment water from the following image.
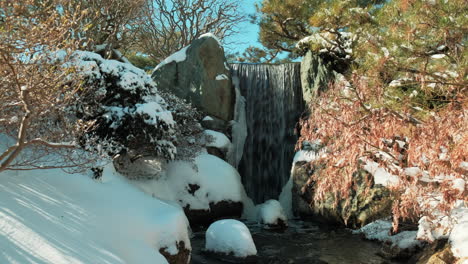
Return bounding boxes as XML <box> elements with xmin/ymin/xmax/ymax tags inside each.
<box><xmin>231</xmin><ymin>64</ymin><xmax>305</xmax><ymax>204</ymax></box>
<box><xmin>191</xmin><ymin>220</ymin><xmax>401</xmax><ymax>264</ymax></box>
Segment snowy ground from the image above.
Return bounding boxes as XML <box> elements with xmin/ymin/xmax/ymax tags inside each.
<box><xmin>0</xmin><ymin>165</ymin><xmax>190</xmax><ymax>264</ymax></box>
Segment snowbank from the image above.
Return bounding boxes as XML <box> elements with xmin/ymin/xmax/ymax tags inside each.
<box><xmin>205</xmin><ymin>219</ymin><xmax>257</xmax><ymax>257</ymax></box>
<box><xmin>0</xmin><ymin>165</ymin><xmax>191</xmax><ymax>264</ymax></box>
<box><xmin>256</xmin><ymin>200</ymin><xmax>288</xmax><ymax>228</ymax></box>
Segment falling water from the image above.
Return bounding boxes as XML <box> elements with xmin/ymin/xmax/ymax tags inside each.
<box><xmin>231</xmin><ymin>63</ymin><xmax>305</xmax><ymax>204</ymax></box>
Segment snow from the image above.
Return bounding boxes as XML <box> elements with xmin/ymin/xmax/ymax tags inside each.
<box><xmin>353</xmin><ymin>220</ymin><xmax>422</xmax><ymax>249</ymax></box>
<box><xmin>205</xmin><ymin>219</ymin><xmax>257</xmax><ymax>258</ymax></box>
<box><xmin>280</xmin><ymin>149</ymin><xmax>319</xmax><ymax>218</ymax></box>
<box><xmin>227</xmin><ymin>75</ymin><xmax>247</xmax><ymax>168</ymax></box>
<box><xmin>202</xmin><ymin>116</ymin><xmax>214</xmax><ymax>122</ymax></box>
<box><xmin>431</xmin><ymin>54</ymin><xmax>446</xmax><ymax>59</ymax></box>
<box><xmin>130</xmin><ymin>154</ymin><xmax>247</xmax><ymax>211</ymax></box>
<box><xmin>204</xmin><ymin>129</ymin><xmax>232</xmax><ymax>151</ymax></box>
<box><xmin>450</xmin><ymin>206</ymin><xmax>468</xmax><ymax>260</ymax></box>
<box><xmin>297</xmin><ymin>31</ymin><xmax>355</xmax><ymax>56</ymax></box>
<box><xmin>215</xmin><ymin>74</ymin><xmax>229</xmax><ymax>81</ymax></box>
<box><xmin>293</xmin><ymin>150</ymin><xmax>317</xmax><ymax>163</ymax></box>
<box><xmin>154</xmin><ymin>46</ymin><xmax>189</xmax><ymax>71</ymax></box>
<box><xmin>363</xmin><ymin>161</ymin><xmax>400</xmax><ymax>186</ymax></box>
<box><xmin>0</xmin><ymin>164</ymin><xmax>191</xmax><ymax>264</ymax></box>
<box><xmin>198</xmin><ymin>33</ymin><xmax>222</xmax><ymax>46</ymax></box>
<box><xmin>256</xmin><ymin>200</ymin><xmax>287</xmax><ymax>227</ymax></box>
<box><xmin>136</xmin><ymin>102</ymin><xmax>175</xmax><ymax>126</ymax></box>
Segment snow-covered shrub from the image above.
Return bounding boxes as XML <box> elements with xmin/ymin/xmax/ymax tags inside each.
<box><xmin>66</xmin><ymin>51</ymin><xmax>178</xmax><ymax>159</ymax></box>
<box><xmin>205</xmin><ymin>219</ymin><xmax>257</xmax><ymax>258</ymax></box>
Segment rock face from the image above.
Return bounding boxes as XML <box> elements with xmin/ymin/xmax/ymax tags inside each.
<box><xmin>152</xmin><ymin>36</ymin><xmax>234</xmax><ymax>121</ymax></box>
<box><xmin>300</xmin><ymin>50</ymin><xmax>335</xmax><ymax>104</ymax></box>
<box><xmin>291</xmin><ymin>161</ymin><xmax>393</xmax><ymax>228</ymax></box>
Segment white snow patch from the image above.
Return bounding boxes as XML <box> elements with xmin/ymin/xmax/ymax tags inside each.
<box><xmin>204</xmin><ymin>129</ymin><xmax>232</xmax><ymax>151</ymax></box>
<box><xmin>202</xmin><ymin>116</ymin><xmax>214</xmax><ymax>122</ymax></box>
<box><xmin>0</xmin><ymin>165</ymin><xmax>190</xmax><ymax>264</ymax></box>
<box><xmin>450</xmin><ymin>206</ymin><xmax>468</xmax><ymax>260</ymax></box>
<box><xmin>363</xmin><ymin>161</ymin><xmax>400</xmax><ymax>186</ymax></box>
<box><xmin>353</xmin><ymin>220</ymin><xmax>422</xmax><ymax>249</ymax></box>
<box><xmin>154</xmin><ymin>46</ymin><xmax>189</xmax><ymax>71</ymax></box>
<box><xmin>136</xmin><ymin>102</ymin><xmax>175</xmax><ymax>126</ymax></box>
<box><xmin>205</xmin><ymin>219</ymin><xmax>257</xmax><ymax>257</ymax></box>
<box><xmin>293</xmin><ymin>150</ymin><xmax>317</xmax><ymax>163</ymax></box>
<box><xmin>256</xmin><ymin>200</ymin><xmax>287</xmax><ymax>227</ymax></box>
<box><xmin>198</xmin><ymin>33</ymin><xmax>222</xmax><ymax>46</ymax></box>
<box><xmin>215</xmin><ymin>74</ymin><xmax>229</xmax><ymax>81</ymax></box>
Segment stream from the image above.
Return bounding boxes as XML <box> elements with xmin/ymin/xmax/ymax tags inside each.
<box><xmin>191</xmin><ymin>220</ymin><xmax>402</xmax><ymax>264</ymax></box>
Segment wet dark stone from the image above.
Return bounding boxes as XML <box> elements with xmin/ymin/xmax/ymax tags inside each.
<box><xmin>184</xmin><ymin>201</ymin><xmax>243</xmax><ymax>227</ymax></box>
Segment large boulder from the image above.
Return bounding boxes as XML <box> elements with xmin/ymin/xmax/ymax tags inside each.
<box><xmin>152</xmin><ymin>35</ymin><xmax>234</xmax><ymax>121</ymax></box>
<box><xmin>300</xmin><ymin>50</ymin><xmax>336</xmax><ymax>104</ymax></box>
<box><xmin>292</xmin><ymin>161</ymin><xmax>393</xmax><ymax>228</ymax></box>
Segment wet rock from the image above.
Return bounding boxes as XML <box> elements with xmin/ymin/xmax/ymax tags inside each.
<box><xmin>159</xmin><ymin>241</ymin><xmax>191</xmax><ymax>264</ymax></box>
<box><xmin>292</xmin><ymin>162</ymin><xmax>393</xmax><ymax>228</ymax></box>
<box><xmin>300</xmin><ymin>51</ymin><xmax>335</xmax><ymax>104</ymax></box>
<box><xmin>153</xmin><ymin>36</ymin><xmax>234</xmax><ymax>121</ymax></box>
<box><xmin>184</xmin><ymin>200</ymin><xmax>243</xmax><ymax>227</ymax></box>
<box><xmin>410</xmin><ymin>239</ymin><xmax>456</xmax><ymax>264</ymax></box>
<box><xmin>206</xmin><ymin>147</ymin><xmax>225</xmax><ymax>160</ymax></box>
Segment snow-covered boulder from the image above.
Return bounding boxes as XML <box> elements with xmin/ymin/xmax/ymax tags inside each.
<box><xmin>353</xmin><ymin>219</ymin><xmax>423</xmax><ymax>259</ymax></box>
<box><xmin>152</xmin><ymin>34</ymin><xmax>234</xmax><ymax>121</ymax></box>
<box><xmin>0</xmin><ymin>165</ymin><xmax>191</xmax><ymax>264</ymax></box>
<box><xmin>203</xmin><ymin>129</ymin><xmax>232</xmax><ymax>160</ymax></box>
<box><xmin>205</xmin><ymin>219</ymin><xmax>257</xmax><ymax>258</ymax></box>
<box><xmin>256</xmin><ymin>199</ymin><xmax>288</xmax><ymax>230</ymax></box>
<box><xmin>130</xmin><ymin>153</ymin><xmax>251</xmax><ymax>226</ymax></box>
<box><xmin>286</xmin><ymin>147</ymin><xmax>392</xmax><ymax>228</ymax></box>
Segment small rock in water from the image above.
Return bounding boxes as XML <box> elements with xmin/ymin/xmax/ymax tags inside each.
<box><xmin>205</xmin><ymin>219</ymin><xmax>257</xmax><ymax>258</ymax></box>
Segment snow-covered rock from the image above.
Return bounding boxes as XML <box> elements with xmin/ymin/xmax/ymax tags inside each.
<box><xmin>154</xmin><ymin>46</ymin><xmax>189</xmax><ymax>72</ymax></box>
<box><xmin>204</xmin><ymin>129</ymin><xmax>232</xmax><ymax>151</ymax></box>
<box><xmin>152</xmin><ymin>34</ymin><xmax>234</xmax><ymax>121</ymax></box>
<box><xmin>205</xmin><ymin>219</ymin><xmax>257</xmax><ymax>258</ymax></box>
<box><xmin>354</xmin><ymin>220</ymin><xmax>422</xmax><ymax>250</ymax></box>
<box><xmin>256</xmin><ymin>200</ymin><xmax>288</xmax><ymax>229</ymax></box>
<box><xmin>0</xmin><ymin>165</ymin><xmax>191</xmax><ymax>264</ymax></box>
<box><xmin>130</xmin><ymin>154</ymin><xmax>252</xmax><ymax>225</ymax></box>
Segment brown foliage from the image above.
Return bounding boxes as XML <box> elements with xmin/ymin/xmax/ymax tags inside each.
<box><xmin>297</xmin><ymin>75</ymin><xmax>467</xmax><ymax>231</ymax></box>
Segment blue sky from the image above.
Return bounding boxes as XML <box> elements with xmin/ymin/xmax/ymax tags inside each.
<box><xmin>224</xmin><ymin>0</ymin><xmax>262</xmax><ymax>54</ymax></box>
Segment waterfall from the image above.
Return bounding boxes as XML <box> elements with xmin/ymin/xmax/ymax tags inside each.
<box><xmin>231</xmin><ymin>63</ymin><xmax>305</xmax><ymax>204</ymax></box>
